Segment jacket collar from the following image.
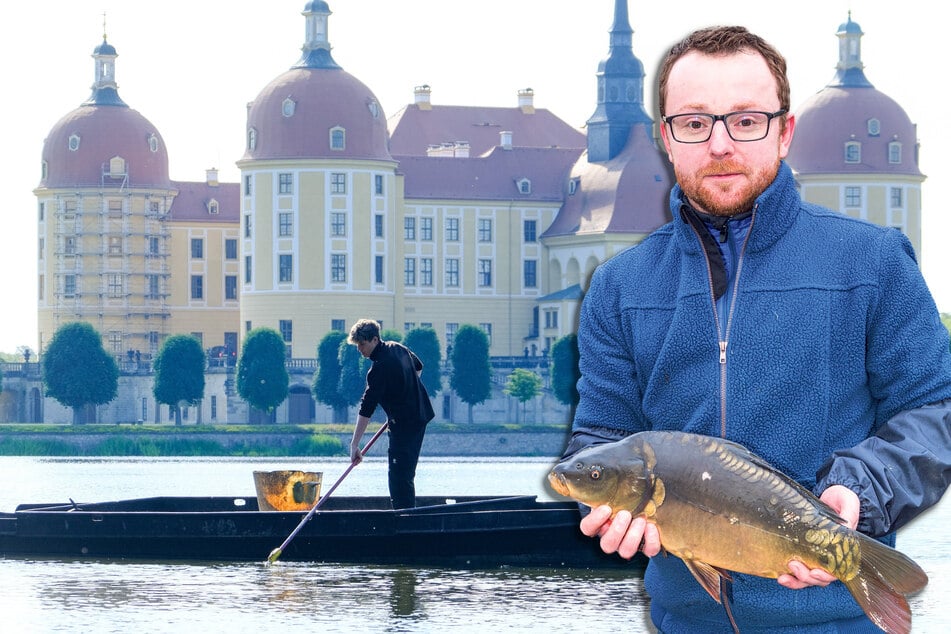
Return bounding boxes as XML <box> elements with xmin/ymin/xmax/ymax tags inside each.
<box><xmin>670</xmin><ymin>161</ymin><xmax>800</xmax><ymax>255</ymax></box>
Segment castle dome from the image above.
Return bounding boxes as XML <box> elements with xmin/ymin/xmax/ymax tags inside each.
<box><xmin>241</xmin><ymin>2</ymin><xmax>391</xmax><ymax>162</ymax></box>
<box><xmin>40</xmin><ymin>38</ymin><xmax>170</xmax><ymax>189</ymax></box>
<box><xmin>787</xmin><ymin>15</ymin><xmax>921</xmax><ymax>177</ymax></box>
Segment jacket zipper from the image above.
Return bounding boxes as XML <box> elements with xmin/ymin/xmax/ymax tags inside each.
<box><xmin>687</xmin><ymin>204</ymin><xmax>757</xmax><ymax>437</ymax></box>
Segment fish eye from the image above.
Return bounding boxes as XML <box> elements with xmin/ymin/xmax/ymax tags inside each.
<box><xmin>589</xmin><ymin>468</ymin><xmax>602</xmax><ymax>480</ymax></box>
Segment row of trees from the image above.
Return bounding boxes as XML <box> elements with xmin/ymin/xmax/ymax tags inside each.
<box><xmin>33</xmin><ymin>321</ymin><xmax>581</xmax><ymax>425</ymax></box>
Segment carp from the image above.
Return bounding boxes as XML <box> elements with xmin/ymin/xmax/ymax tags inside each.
<box><xmin>548</xmin><ymin>431</ymin><xmax>927</xmax><ymax>634</ymax></box>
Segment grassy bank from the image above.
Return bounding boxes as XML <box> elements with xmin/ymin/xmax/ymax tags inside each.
<box><xmin>0</xmin><ymin>423</ymin><xmax>570</xmax><ymax>457</ymax></box>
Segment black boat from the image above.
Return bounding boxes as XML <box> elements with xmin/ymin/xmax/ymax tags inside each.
<box><xmin>0</xmin><ymin>494</ymin><xmax>640</xmax><ymax>569</ymax></box>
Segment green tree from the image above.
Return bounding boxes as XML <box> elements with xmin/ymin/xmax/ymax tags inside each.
<box><xmin>337</xmin><ymin>337</ymin><xmax>368</xmax><ymax>415</ymax></box>
<box><xmin>450</xmin><ymin>324</ymin><xmax>491</xmax><ymax>423</ymax></box>
<box><xmin>313</xmin><ymin>330</ymin><xmax>349</xmax><ymax>422</ymax></box>
<box><xmin>42</xmin><ymin>321</ymin><xmax>118</xmax><ymax>424</ymax></box>
<box><xmin>153</xmin><ymin>334</ymin><xmax>206</xmax><ymax>425</ymax></box>
<box><xmin>380</xmin><ymin>328</ymin><xmax>403</xmax><ymax>343</ymax></box>
<box><xmin>404</xmin><ymin>326</ymin><xmax>442</xmax><ymax>396</ymax></box>
<box><xmin>235</xmin><ymin>328</ymin><xmax>289</xmax><ymax>420</ymax></box>
<box><xmin>550</xmin><ymin>334</ymin><xmax>581</xmax><ymax>410</ymax></box>
<box><xmin>504</xmin><ymin>368</ymin><xmax>542</xmax><ymax>423</ymax></box>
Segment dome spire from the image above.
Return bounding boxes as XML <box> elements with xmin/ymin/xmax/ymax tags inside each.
<box><xmin>292</xmin><ymin>1</ymin><xmax>341</xmax><ymax>69</ymax></box>
<box><xmin>585</xmin><ymin>0</ymin><xmax>652</xmax><ymax>163</ymax></box>
<box><xmin>829</xmin><ymin>12</ymin><xmax>873</xmax><ymax>88</ymax></box>
<box><xmin>81</xmin><ymin>16</ymin><xmax>128</xmax><ymax>107</ymax></box>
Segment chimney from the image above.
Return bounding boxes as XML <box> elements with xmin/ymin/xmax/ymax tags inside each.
<box><xmin>500</xmin><ymin>131</ymin><xmax>513</xmax><ymax>150</ymax></box>
<box><xmin>414</xmin><ymin>84</ymin><xmax>432</xmax><ymax>110</ymax></box>
<box><xmin>518</xmin><ymin>88</ymin><xmax>535</xmax><ymax>114</ymax></box>
<box><xmin>206</xmin><ymin>168</ymin><xmax>219</xmax><ymax>186</ymax></box>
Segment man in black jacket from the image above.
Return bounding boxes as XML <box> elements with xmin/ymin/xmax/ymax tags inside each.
<box><xmin>348</xmin><ymin>319</ymin><xmax>435</xmax><ymax>509</ymax></box>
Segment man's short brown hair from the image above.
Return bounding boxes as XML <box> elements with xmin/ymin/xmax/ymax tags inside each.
<box><xmin>348</xmin><ymin>318</ymin><xmax>381</xmax><ymax>344</ymax></box>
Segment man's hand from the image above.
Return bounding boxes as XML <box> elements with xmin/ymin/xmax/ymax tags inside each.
<box><xmin>777</xmin><ymin>485</ymin><xmax>860</xmax><ymax>589</ymax></box>
<box><xmin>349</xmin><ymin>443</ymin><xmax>363</xmax><ymax>464</ymax></box>
<box><xmin>580</xmin><ymin>505</ymin><xmax>662</xmax><ymax>560</ymax></box>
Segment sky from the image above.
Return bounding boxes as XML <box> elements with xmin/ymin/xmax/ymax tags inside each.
<box><xmin>1</xmin><ymin>0</ymin><xmax>947</xmax><ymax>354</ymax></box>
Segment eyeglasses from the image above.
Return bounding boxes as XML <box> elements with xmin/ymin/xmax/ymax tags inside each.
<box><xmin>662</xmin><ymin>109</ymin><xmax>787</xmax><ymax>143</ymax></box>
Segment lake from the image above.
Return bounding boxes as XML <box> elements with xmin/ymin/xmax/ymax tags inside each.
<box><xmin>0</xmin><ymin>456</ymin><xmax>947</xmax><ymax>633</ymax></box>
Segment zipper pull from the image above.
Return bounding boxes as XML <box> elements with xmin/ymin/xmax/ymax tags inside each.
<box><xmin>719</xmin><ymin>341</ymin><xmax>727</xmax><ymax>364</ymax></box>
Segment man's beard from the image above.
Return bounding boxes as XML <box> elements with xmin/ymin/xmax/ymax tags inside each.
<box><xmin>677</xmin><ymin>157</ymin><xmax>780</xmax><ymax>217</ymax></box>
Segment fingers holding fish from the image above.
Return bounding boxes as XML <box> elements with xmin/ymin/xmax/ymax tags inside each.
<box><xmin>819</xmin><ymin>485</ymin><xmax>860</xmax><ymax>530</ymax></box>
<box><xmin>778</xmin><ymin>560</ymin><xmax>837</xmax><ymax>590</ymax></box>
<box><xmin>581</xmin><ymin>506</ymin><xmax>662</xmax><ymax>559</ymax></box>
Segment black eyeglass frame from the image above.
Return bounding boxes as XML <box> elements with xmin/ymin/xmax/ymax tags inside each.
<box><xmin>661</xmin><ymin>109</ymin><xmax>788</xmax><ymax>143</ymax></box>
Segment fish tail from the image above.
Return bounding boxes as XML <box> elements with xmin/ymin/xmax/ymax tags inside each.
<box><xmin>841</xmin><ymin>535</ymin><xmax>928</xmax><ymax>634</ymax></box>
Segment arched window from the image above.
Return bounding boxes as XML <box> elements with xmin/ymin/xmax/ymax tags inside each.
<box><xmin>888</xmin><ymin>141</ymin><xmax>902</xmax><ymax>164</ymax></box>
<box><xmin>844</xmin><ymin>141</ymin><xmax>861</xmax><ymax>164</ymax></box>
<box><xmin>248</xmin><ymin>127</ymin><xmax>257</xmax><ymax>151</ymax></box>
<box><xmin>330</xmin><ymin>127</ymin><xmax>345</xmax><ymax>150</ymax></box>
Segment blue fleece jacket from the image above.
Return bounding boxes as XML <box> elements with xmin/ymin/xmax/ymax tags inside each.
<box><xmin>570</xmin><ymin>162</ymin><xmax>951</xmax><ymax>632</ymax></box>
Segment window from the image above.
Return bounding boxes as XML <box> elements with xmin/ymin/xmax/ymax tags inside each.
<box><xmin>420</xmin><ymin>217</ymin><xmax>433</xmax><ymax>241</ymax></box>
<box><xmin>545</xmin><ymin>309</ymin><xmax>559</xmax><ymax>329</ymax></box>
<box><xmin>282</xmin><ymin>98</ymin><xmax>296</xmax><ymax>117</ymax></box>
<box><xmin>516</xmin><ymin>178</ymin><xmax>532</xmax><ymax>194</ymax></box>
<box><xmin>446</xmin><ymin>217</ymin><xmax>459</xmax><ymax>241</ymax></box>
<box><xmin>279</xmin><ymin>212</ymin><xmax>293</xmax><ymax>237</ymax></box>
<box><xmin>279</xmin><ymin>173</ymin><xmax>294</xmax><ymax>194</ymax></box>
<box><xmin>244</xmin><ymin>214</ymin><xmax>252</xmax><ymax>238</ymax></box>
<box><xmin>480</xmin><ymin>323</ymin><xmax>493</xmax><ymax>345</ymax></box>
<box><xmin>109</xmin><ymin>332</ymin><xmax>122</xmax><ymax>355</ymax></box>
<box><xmin>478</xmin><ymin>259</ymin><xmax>492</xmax><ymax>287</ymax></box>
<box><xmin>524</xmin><ymin>220</ymin><xmax>537</xmax><ymax>242</ymax></box>
<box><xmin>107</xmin><ymin>235</ymin><xmax>122</xmax><ymax>256</ymax></box>
<box><xmin>211</xmin><ymin>396</ymin><xmax>217</xmax><ymax>420</ymax></box>
<box><xmin>446</xmin><ymin>323</ymin><xmax>458</xmax><ymax>348</ymax></box>
<box><xmin>331</xmin><ymin>254</ymin><xmax>347</xmax><ymax>283</ymax></box>
<box><xmin>445</xmin><ymin>258</ymin><xmax>459</xmax><ymax>287</ymax></box>
<box><xmin>68</xmin><ymin>134</ymin><xmax>81</xmax><ymax>151</ymax></box>
<box><xmin>404</xmin><ymin>217</ymin><xmax>416</xmax><ymax>240</ymax></box>
<box><xmin>568</xmin><ymin>177</ymin><xmax>580</xmax><ymax>196</ymax></box>
<box><xmin>190</xmin><ymin>275</ymin><xmax>203</xmax><ymax>299</ymax></box>
<box><xmin>63</xmin><ymin>274</ymin><xmax>76</xmax><ymax>297</ymax></box>
<box><xmin>208</xmin><ymin>200</ymin><xmax>219</xmax><ymax>215</ymax></box>
<box><xmin>331</xmin><ymin>318</ymin><xmax>346</xmax><ymax>331</ymax></box>
<box><xmin>148</xmin><ymin>134</ymin><xmax>159</xmax><ymax>152</ymax></box>
<box><xmin>375</xmin><ymin>255</ymin><xmax>384</xmax><ymax>284</ymax></box>
<box><xmin>524</xmin><ymin>260</ymin><xmax>537</xmax><ymax>288</ymax></box>
<box><xmin>149</xmin><ymin>236</ymin><xmax>160</xmax><ymax>256</ymax></box>
<box><xmin>244</xmin><ymin>256</ymin><xmax>252</xmax><ymax>284</ymax></box>
<box><xmin>331</xmin><ymin>212</ymin><xmax>346</xmax><ymax>236</ymax></box>
<box><xmin>248</xmin><ymin>127</ymin><xmax>257</xmax><ymax>151</ymax></box>
<box><xmin>891</xmin><ymin>187</ymin><xmax>903</xmax><ymax>208</ymax></box>
<box><xmin>244</xmin><ymin>175</ymin><xmax>252</xmax><ymax>196</ymax></box>
<box><xmin>888</xmin><ymin>141</ymin><xmax>902</xmax><ymax>164</ymax></box>
<box><xmin>39</xmin><ymin>201</ymin><xmax>45</xmax><ymax>222</ymax></box>
<box><xmin>150</xmin><ymin>200</ymin><xmax>161</xmax><ymax>214</ymax></box>
<box><xmin>331</xmin><ymin>172</ymin><xmax>347</xmax><ymax>194</ymax></box>
<box><xmin>38</xmin><ymin>238</ymin><xmax>44</xmax><ymax>260</ymax></box>
<box><xmin>421</xmin><ymin>258</ymin><xmax>433</xmax><ymax>286</ymax></box>
<box><xmin>147</xmin><ymin>274</ymin><xmax>160</xmax><ymax>299</ymax></box>
<box><xmin>108</xmin><ymin>199</ymin><xmax>123</xmax><ymax>217</ymax></box>
<box><xmin>478</xmin><ymin>218</ymin><xmax>492</xmax><ymax>242</ymax></box>
<box><xmin>375</xmin><ymin>174</ymin><xmax>384</xmax><ymax>195</ymax></box>
<box><xmin>404</xmin><ymin>323</ymin><xmax>416</xmax><ymax>331</ymax></box>
<box><xmin>844</xmin><ymin>141</ymin><xmax>861</xmax><ymax>164</ymax></box>
<box><xmin>330</xmin><ymin>127</ymin><xmax>345</xmax><ymax>150</ymax></box>
<box><xmin>191</xmin><ymin>238</ymin><xmax>204</xmax><ymax>259</ymax></box>
<box><xmin>867</xmin><ymin>118</ymin><xmax>881</xmax><ymax>136</ymax></box>
<box><xmin>279</xmin><ymin>254</ymin><xmax>293</xmax><ymax>282</ymax></box>
<box><xmin>225</xmin><ymin>275</ymin><xmax>237</xmax><ymax>300</ymax></box>
<box><xmin>225</xmin><ymin>239</ymin><xmax>237</xmax><ymax>260</ymax></box>
<box><xmin>845</xmin><ymin>186</ymin><xmax>861</xmax><ymax>207</ymax></box>
<box><xmin>279</xmin><ymin>319</ymin><xmax>293</xmax><ymax>342</ymax></box>
<box><xmin>375</xmin><ymin>214</ymin><xmax>384</xmax><ymax>238</ymax></box>
<box><xmin>64</xmin><ymin>236</ymin><xmax>76</xmax><ymax>255</ymax></box>
<box><xmin>404</xmin><ymin>258</ymin><xmax>416</xmax><ymax>285</ymax></box>
<box><xmin>108</xmin><ymin>273</ymin><xmax>123</xmax><ymax>298</ymax></box>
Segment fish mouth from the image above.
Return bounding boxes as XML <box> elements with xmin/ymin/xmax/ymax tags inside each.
<box><xmin>547</xmin><ymin>471</ymin><xmax>571</xmax><ymax>497</ymax></box>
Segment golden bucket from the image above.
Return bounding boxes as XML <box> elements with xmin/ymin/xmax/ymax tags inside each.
<box><xmin>253</xmin><ymin>470</ymin><xmax>323</xmax><ymax>512</ymax></box>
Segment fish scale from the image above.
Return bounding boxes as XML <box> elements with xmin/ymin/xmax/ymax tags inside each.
<box><xmin>548</xmin><ymin>430</ymin><xmax>927</xmax><ymax>634</ymax></box>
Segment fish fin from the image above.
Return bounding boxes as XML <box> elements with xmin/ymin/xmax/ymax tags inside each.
<box><xmin>856</xmin><ymin>532</ymin><xmax>928</xmax><ymax>596</ymax></box>
<box><xmin>683</xmin><ymin>559</ymin><xmax>731</xmax><ymax>604</ymax></box>
<box><xmin>839</xmin><ymin>534</ymin><xmax>928</xmax><ymax>634</ymax></box>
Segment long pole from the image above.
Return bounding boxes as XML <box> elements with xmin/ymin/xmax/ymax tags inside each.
<box><xmin>265</xmin><ymin>422</ymin><xmax>389</xmax><ymax>565</ymax></box>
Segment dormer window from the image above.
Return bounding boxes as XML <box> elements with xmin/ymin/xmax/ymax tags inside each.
<box><xmin>148</xmin><ymin>133</ymin><xmax>159</xmax><ymax>153</ymax></box>
<box><xmin>330</xmin><ymin>127</ymin><xmax>345</xmax><ymax>150</ymax></box>
<box><xmin>516</xmin><ymin>178</ymin><xmax>532</xmax><ymax>195</ymax></box>
<box><xmin>888</xmin><ymin>141</ymin><xmax>902</xmax><ymax>164</ymax></box>
<box><xmin>367</xmin><ymin>100</ymin><xmax>380</xmax><ymax>119</ymax></box>
<box><xmin>68</xmin><ymin>134</ymin><xmax>81</xmax><ymax>151</ymax></box>
<box><xmin>844</xmin><ymin>141</ymin><xmax>861</xmax><ymax>164</ymax></box>
<box><xmin>109</xmin><ymin>156</ymin><xmax>126</xmax><ymax>177</ymax></box>
<box><xmin>282</xmin><ymin>98</ymin><xmax>296</xmax><ymax>118</ymax></box>
<box><xmin>568</xmin><ymin>177</ymin><xmax>580</xmax><ymax>196</ymax></box>
<box><xmin>247</xmin><ymin>127</ymin><xmax>257</xmax><ymax>151</ymax></box>
<box><xmin>208</xmin><ymin>199</ymin><xmax>219</xmax><ymax>215</ymax></box>
<box><xmin>867</xmin><ymin>118</ymin><xmax>881</xmax><ymax>137</ymax></box>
